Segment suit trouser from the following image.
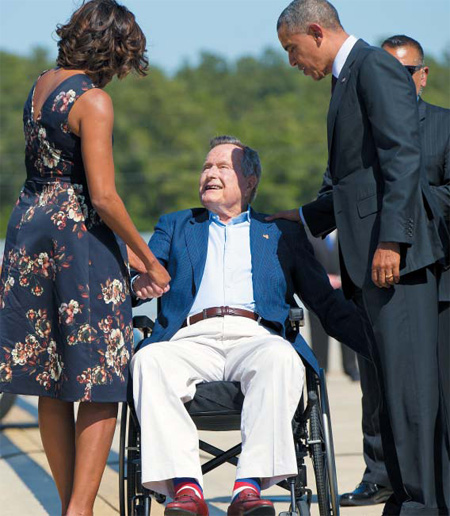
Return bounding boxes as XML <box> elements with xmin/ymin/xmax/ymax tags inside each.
<box><xmin>353</xmin><ymin>266</ymin><xmax>449</xmax><ymax>515</ymax></box>
<box><xmin>438</xmin><ymin>301</ymin><xmax>450</xmax><ymax>448</ymax></box>
<box><xmin>309</xmin><ymin>311</ymin><xmax>358</xmax><ymax>375</ymax></box>
<box><xmin>359</xmin><ymin>303</ymin><xmax>450</xmax><ymax>493</ymax></box>
<box><xmin>130</xmin><ymin>316</ymin><xmax>305</xmax><ymax>498</ymax></box>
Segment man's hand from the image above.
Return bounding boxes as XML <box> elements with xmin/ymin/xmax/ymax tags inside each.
<box><xmin>328</xmin><ymin>274</ymin><xmax>342</xmax><ymax>289</ymax></box>
<box><xmin>265</xmin><ymin>209</ymin><xmax>301</xmax><ymax>222</ymax></box>
<box><xmin>371</xmin><ymin>242</ymin><xmax>401</xmax><ymax>288</ymax></box>
<box><xmin>133</xmin><ymin>273</ymin><xmax>170</xmax><ymax>299</ymax></box>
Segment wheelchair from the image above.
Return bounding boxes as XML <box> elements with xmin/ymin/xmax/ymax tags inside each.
<box><xmin>119</xmin><ymin>308</ymin><xmax>339</xmax><ymax>516</ymax></box>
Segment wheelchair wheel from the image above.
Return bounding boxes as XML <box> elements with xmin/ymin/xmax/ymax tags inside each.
<box><xmin>119</xmin><ymin>403</ymin><xmax>128</xmax><ymax>516</ymax></box>
<box><xmin>308</xmin><ymin>371</ymin><xmax>339</xmax><ymax>516</ymax></box>
<box><xmin>127</xmin><ymin>411</ymin><xmax>149</xmax><ymax>515</ymax></box>
<box><xmin>319</xmin><ymin>370</ymin><xmax>339</xmax><ymax>516</ymax></box>
<box><xmin>309</xmin><ymin>401</ymin><xmax>329</xmax><ymax>515</ymax></box>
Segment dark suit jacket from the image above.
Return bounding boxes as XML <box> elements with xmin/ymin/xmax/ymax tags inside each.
<box><xmin>419</xmin><ymin>98</ymin><xmax>450</xmax><ymax>300</ymax></box>
<box><xmin>135</xmin><ymin>208</ymin><xmax>369</xmax><ymax>372</ymax></box>
<box><xmin>315</xmin><ymin>98</ymin><xmax>450</xmax><ymax>300</ymax></box>
<box><xmin>302</xmin><ymin>40</ymin><xmax>445</xmax><ymax>292</ymax></box>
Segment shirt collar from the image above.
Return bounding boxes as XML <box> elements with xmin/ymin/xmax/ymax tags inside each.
<box><xmin>209</xmin><ymin>206</ymin><xmax>251</xmax><ymax>226</ymax></box>
<box><xmin>332</xmin><ymin>35</ymin><xmax>358</xmax><ymax>79</ymax></box>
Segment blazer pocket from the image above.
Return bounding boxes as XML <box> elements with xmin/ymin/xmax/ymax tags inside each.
<box><xmin>357</xmin><ymin>194</ymin><xmax>380</xmax><ymax>218</ymax></box>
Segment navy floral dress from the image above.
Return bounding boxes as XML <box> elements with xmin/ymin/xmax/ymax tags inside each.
<box><xmin>0</xmin><ymin>72</ymin><xmax>133</xmax><ymax>402</ymax></box>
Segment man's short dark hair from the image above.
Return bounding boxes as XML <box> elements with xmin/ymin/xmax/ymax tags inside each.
<box><xmin>381</xmin><ymin>35</ymin><xmax>424</xmax><ymax>63</ymax></box>
<box><xmin>277</xmin><ymin>0</ymin><xmax>343</xmax><ymax>34</ymax></box>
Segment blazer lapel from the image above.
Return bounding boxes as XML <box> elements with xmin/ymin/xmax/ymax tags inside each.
<box><xmin>327</xmin><ymin>39</ymin><xmax>368</xmax><ymax>157</ymax></box>
<box><xmin>250</xmin><ymin>209</ymin><xmax>281</xmax><ymax>289</ymax></box>
<box><xmin>184</xmin><ymin>210</ymin><xmax>209</xmax><ymax>292</ymax></box>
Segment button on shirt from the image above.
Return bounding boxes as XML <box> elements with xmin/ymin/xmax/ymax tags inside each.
<box><xmin>188</xmin><ymin>208</ymin><xmax>256</xmax><ymax>317</ymax></box>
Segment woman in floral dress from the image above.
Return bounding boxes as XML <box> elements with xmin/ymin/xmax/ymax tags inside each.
<box><xmin>0</xmin><ymin>1</ymin><xmax>170</xmax><ymax>514</ymax></box>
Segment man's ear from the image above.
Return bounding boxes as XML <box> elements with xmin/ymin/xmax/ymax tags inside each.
<box><xmin>247</xmin><ymin>175</ymin><xmax>258</xmax><ymax>192</ymax></box>
<box><xmin>308</xmin><ymin>23</ymin><xmax>324</xmax><ymax>45</ymax></box>
<box><xmin>421</xmin><ymin>66</ymin><xmax>429</xmax><ymax>89</ymax></box>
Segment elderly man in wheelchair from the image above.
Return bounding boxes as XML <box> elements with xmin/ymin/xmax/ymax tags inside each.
<box><xmin>129</xmin><ymin>136</ymin><xmax>367</xmax><ymax>516</ymax></box>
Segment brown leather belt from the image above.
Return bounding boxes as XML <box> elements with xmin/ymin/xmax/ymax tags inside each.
<box><xmin>182</xmin><ymin>306</ymin><xmax>259</xmax><ymax>327</ymax></box>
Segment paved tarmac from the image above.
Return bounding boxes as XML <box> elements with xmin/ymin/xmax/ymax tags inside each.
<box><xmin>0</xmin><ymin>316</ymin><xmax>383</xmax><ymax>516</ymax></box>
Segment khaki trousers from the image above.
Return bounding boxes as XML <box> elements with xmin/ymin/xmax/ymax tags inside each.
<box><xmin>130</xmin><ymin>316</ymin><xmax>305</xmax><ymax>497</ymax></box>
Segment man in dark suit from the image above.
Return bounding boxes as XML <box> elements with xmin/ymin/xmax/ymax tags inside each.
<box><xmin>340</xmin><ymin>34</ymin><xmax>450</xmax><ymax>508</ymax></box>
<box><xmin>275</xmin><ymin>1</ymin><xmax>449</xmax><ymax>514</ymax></box>
<box><xmin>307</xmin><ymin>229</ymin><xmax>359</xmax><ymax>380</ymax></box>
<box><xmin>130</xmin><ymin>136</ymin><xmax>368</xmax><ymax>516</ymax></box>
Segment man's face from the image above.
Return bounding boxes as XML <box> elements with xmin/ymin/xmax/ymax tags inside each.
<box><xmin>383</xmin><ymin>44</ymin><xmax>428</xmax><ymax>96</ymax></box>
<box><xmin>199</xmin><ymin>144</ymin><xmax>255</xmax><ymax>214</ymax></box>
<box><xmin>278</xmin><ymin>24</ymin><xmax>331</xmax><ymax>80</ymax></box>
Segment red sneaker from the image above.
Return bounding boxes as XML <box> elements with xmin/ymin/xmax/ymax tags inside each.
<box><xmin>227</xmin><ymin>489</ymin><xmax>275</xmax><ymax>516</ymax></box>
<box><xmin>165</xmin><ymin>492</ymin><xmax>209</xmax><ymax>516</ymax></box>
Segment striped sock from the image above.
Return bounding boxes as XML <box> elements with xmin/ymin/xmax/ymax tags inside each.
<box><xmin>173</xmin><ymin>477</ymin><xmax>204</xmax><ymax>500</ymax></box>
<box><xmin>231</xmin><ymin>478</ymin><xmax>261</xmax><ymax>502</ymax></box>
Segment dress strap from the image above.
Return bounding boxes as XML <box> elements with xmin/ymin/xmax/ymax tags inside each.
<box><xmin>30</xmin><ymin>69</ymin><xmax>51</xmax><ymax>119</ymax></box>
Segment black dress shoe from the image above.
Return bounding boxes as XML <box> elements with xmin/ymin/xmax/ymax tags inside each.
<box><xmin>340</xmin><ymin>481</ymin><xmax>393</xmax><ymax>506</ymax></box>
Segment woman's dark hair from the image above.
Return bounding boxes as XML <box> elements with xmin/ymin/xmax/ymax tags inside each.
<box><xmin>56</xmin><ymin>0</ymin><xmax>149</xmax><ymax>88</ymax></box>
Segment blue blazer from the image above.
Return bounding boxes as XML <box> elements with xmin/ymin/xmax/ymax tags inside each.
<box><xmin>136</xmin><ymin>208</ymin><xmax>368</xmax><ymax>373</ymax></box>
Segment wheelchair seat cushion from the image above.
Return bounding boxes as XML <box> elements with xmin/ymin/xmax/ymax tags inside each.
<box><xmin>184</xmin><ymin>381</ymin><xmax>244</xmax><ymax>431</ymax></box>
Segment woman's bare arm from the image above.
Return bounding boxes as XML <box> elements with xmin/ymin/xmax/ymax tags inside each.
<box><xmin>68</xmin><ymin>88</ymin><xmax>170</xmax><ymax>293</ymax></box>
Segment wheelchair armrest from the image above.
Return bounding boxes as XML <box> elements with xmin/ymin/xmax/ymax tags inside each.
<box><xmin>133</xmin><ymin>315</ymin><xmax>155</xmax><ymax>333</ymax></box>
<box><xmin>289</xmin><ymin>307</ymin><xmax>305</xmax><ymax>329</ymax></box>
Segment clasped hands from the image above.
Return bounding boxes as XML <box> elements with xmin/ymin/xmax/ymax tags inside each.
<box><xmin>265</xmin><ymin>210</ymin><xmax>401</xmax><ymax>289</ymax></box>
<box><xmin>132</xmin><ymin>273</ymin><xmax>169</xmax><ymax>299</ymax></box>
<box><xmin>127</xmin><ymin>246</ymin><xmax>171</xmax><ymax>299</ymax></box>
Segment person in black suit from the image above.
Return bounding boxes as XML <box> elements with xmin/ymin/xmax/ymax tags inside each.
<box><xmin>273</xmin><ymin>1</ymin><xmax>449</xmax><ymax>514</ymax></box>
<box><xmin>306</xmin><ymin>229</ymin><xmax>359</xmax><ymax>381</ymax></box>
<box><xmin>340</xmin><ymin>34</ymin><xmax>450</xmax><ymax>508</ymax></box>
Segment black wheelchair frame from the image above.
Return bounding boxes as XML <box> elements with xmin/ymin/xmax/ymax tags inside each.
<box><xmin>119</xmin><ymin>309</ymin><xmax>340</xmax><ymax>516</ymax></box>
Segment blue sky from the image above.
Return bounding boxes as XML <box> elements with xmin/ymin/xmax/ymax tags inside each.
<box><xmin>1</xmin><ymin>0</ymin><xmax>449</xmax><ymax>73</ymax></box>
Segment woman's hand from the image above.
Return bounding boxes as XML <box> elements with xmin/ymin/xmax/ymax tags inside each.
<box><xmin>146</xmin><ymin>259</ymin><xmax>171</xmax><ymax>294</ymax></box>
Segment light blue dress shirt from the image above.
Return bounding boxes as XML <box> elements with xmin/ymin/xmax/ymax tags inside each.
<box><xmin>188</xmin><ymin>207</ymin><xmax>256</xmax><ymax>317</ymax></box>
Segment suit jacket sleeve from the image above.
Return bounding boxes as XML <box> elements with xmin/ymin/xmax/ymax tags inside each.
<box><xmin>302</xmin><ymin>166</ymin><xmax>336</xmax><ymax>237</ymax></box>
<box><xmin>358</xmin><ymin>50</ymin><xmax>422</xmax><ymax>245</ymax></box>
<box><xmin>318</xmin><ymin>165</ymin><xmax>333</xmax><ymax>198</ymax></box>
<box><xmin>288</xmin><ymin>226</ymin><xmax>370</xmax><ymax>359</ymax></box>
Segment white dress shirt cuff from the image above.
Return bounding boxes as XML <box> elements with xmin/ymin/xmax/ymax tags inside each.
<box><xmin>299</xmin><ymin>207</ymin><xmax>309</xmax><ymax>230</ymax></box>
<box><xmin>130</xmin><ymin>274</ymin><xmax>140</xmax><ymax>296</ymax></box>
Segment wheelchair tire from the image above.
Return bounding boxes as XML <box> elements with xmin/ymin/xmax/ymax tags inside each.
<box><xmin>119</xmin><ymin>403</ymin><xmax>128</xmax><ymax>516</ymax></box>
<box><xmin>309</xmin><ymin>400</ymin><xmax>330</xmax><ymax>516</ymax></box>
<box><xmin>308</xmin><ymin>370</ymin><xmax>340</xmax><ymax>516</ymax></box>
<box><xmin>127</xmin><ymin>412</ymin><xmax>141</xmax><ymax>515</ymax></box>
<box><xmin>319</xmin><ymin>370</ymin><xmax>339</xmax><ymax>516</ymax></box>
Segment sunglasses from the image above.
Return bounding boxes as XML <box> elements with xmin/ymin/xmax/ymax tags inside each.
<box><xmin>404</xmin><ymin>64</ymin><xmax>423</xmax><ymax>76</ymax></box>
